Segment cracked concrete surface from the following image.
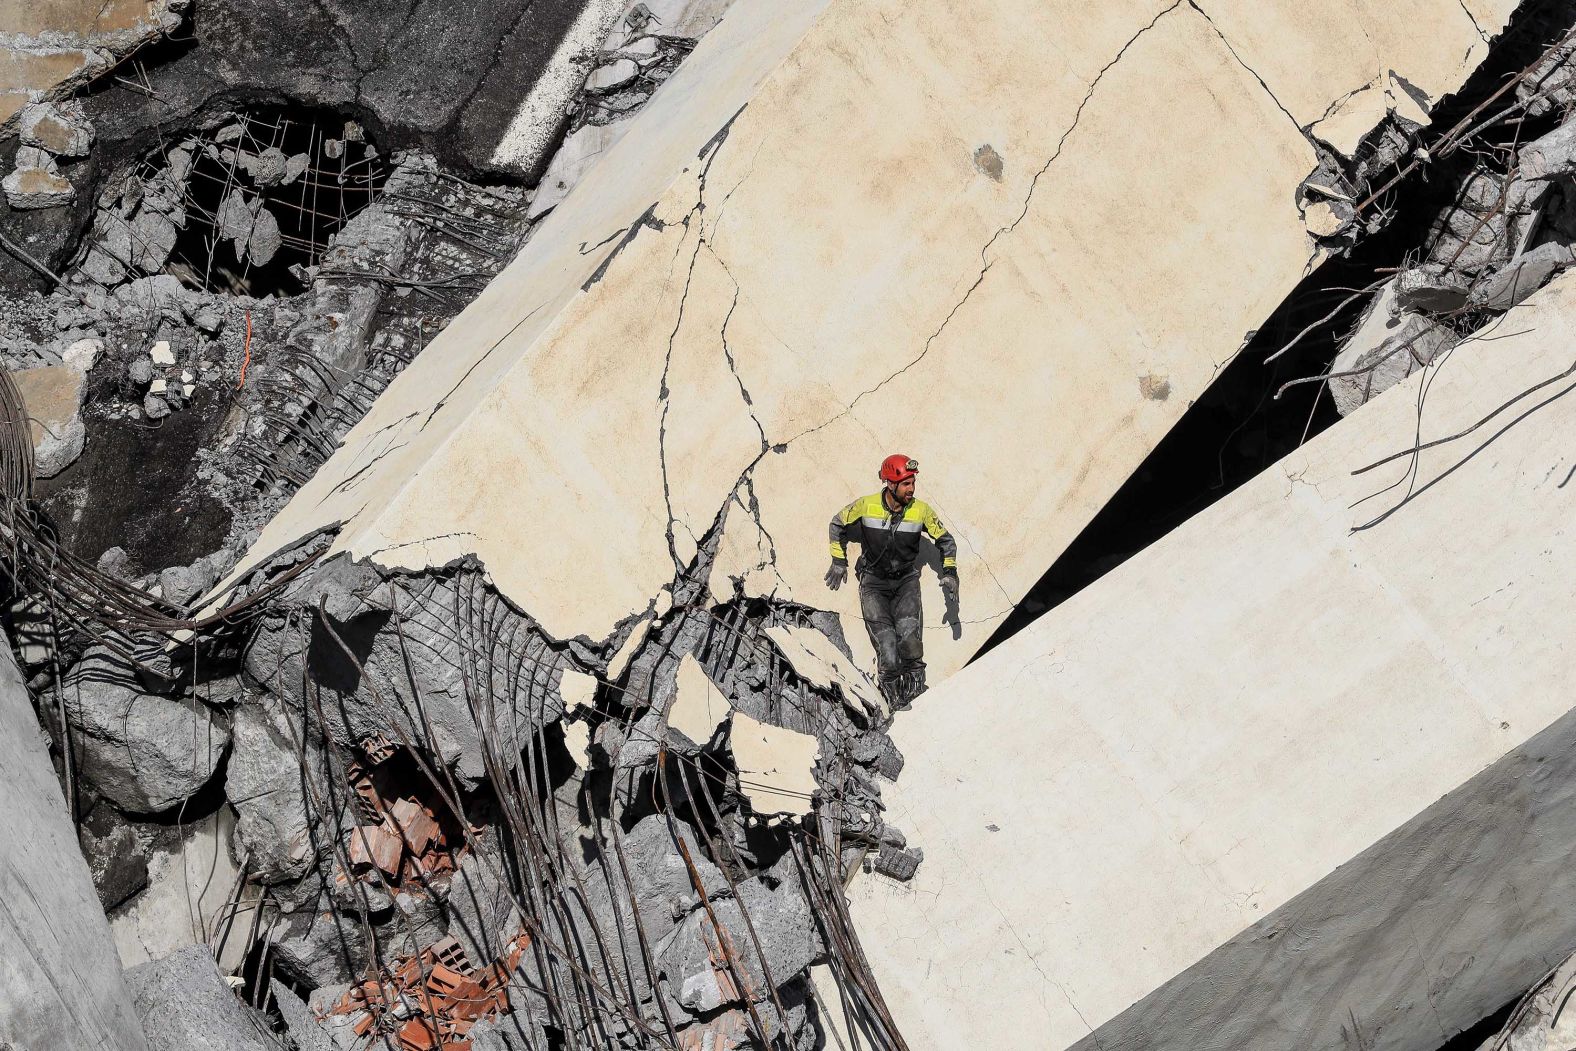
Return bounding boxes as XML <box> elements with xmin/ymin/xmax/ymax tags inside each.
<box><xmin>844</xmin><ymin>267</ymin><xmax>1576</xmax><ymax>1049</ymax></box>
<box><xmin>212</xmin><ymin>0</ymin><xmax>1514</xmax><ymax>694</ymax></box>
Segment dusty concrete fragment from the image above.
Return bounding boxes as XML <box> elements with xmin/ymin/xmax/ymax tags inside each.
<box><xmin>130</xmin><ymin>209</ymin><xmax>178</xmax><ymax>272</ymax></box>
<box><xmin>730</xmin><ymin>711</ymin><xmax>817</xmax><ymax>817</ymax></box>
<box><xmin>126</xmin><ymin>946</ymin><xmax>273</xmax><ymax>1051</ymax></box>
<box><xmin>63</xmin><ymin>336</ymin><xmax>103</xmax><ymax>372</ymax></box>
<box><xmin>764</xmin><ymin>623</ymin><xmax>883</xmax><ymax>720</ymax></box>
<box><xmin>238</xmin><ymin>146</ymin><xmax>288</xmax><ymax>185</ymax></box>
<box><xmin>1468</xmin><ymin>240</ymin><xmax>1576</xmax><ymax>312</ymax></box>
<box><xmin>0</xmin><ymin>0</ymin><xmax>184</xmax><ymax>127</ymax></box>
<box><xmin>149</xmin><ymin>340</ymin><xmax>176</xmax><ymax>365</ymax></box>
<box><xmin>657</xmin><ymin>871</ymin><xmax>820</xmax><ymax>1013</ymax></box>
<box><xmin>19</xmin><ymin>98</ymin><xmax>94</xmax><ymax>156</ymax></box>
<box><xmin>668</xmin><ymin>652</ymin><xmax>729</xmax><ymax>746</ymax></box>
<box><xmin>0</xmin><ymin>632</ymin><xmax>150</xmax><ymax>1051</ymax></box>
<box><xmin>283</xmin><ymin>152</ymin><xmax>310</xmax><ymax>185</ymax></box>
<box><xmin>1518</xmin><ymin>119</ymin><xmax>1576</xmax><ymax>182</ymax></box>
<box><xmin>3</xmin><ymin>163</ymin><xmax>74</xmax><ymax>209</ymax></box>
<box><xmin>64</xmin><ymin>649</ymin><xmax>229</xmax><ymax>813</ymax></box>
<box><xmin>11</xmin><ymin>364</ymin><xmax>85</xmax><ymax>477</ymax></box>
<box><xmin>271</xmin><ymin>980</ymin><xmax>337</xmax><ymax>1051</ymax></box>
<box><xmin>1327</xmin><ymin>279</ymin><xmax>1456</xmax><ymax>416</ymax></box>
<box><xmin>110</xmin><ymin>810</ymin><xmax>249</xmax><ymax>971</ymax></box>
<box><xmin>225</xmin><ymin>692</ymin><xmax>319</xmax><ymax>882</ymax></box>
<box><xmin>1394</xmin><ymin>263</ymin><xmax>1472</xmax><ymax>313</ymax></box>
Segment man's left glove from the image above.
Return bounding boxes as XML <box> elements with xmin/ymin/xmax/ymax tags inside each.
<box><xmin>940</xmin><ymin>569</ymin><xmax>959</xmax><ymax>609</ymax></box>
<box><xmin>825</xmin><ymin>561</ymin><xmax>848</xmax><ymax>591</ymax></box>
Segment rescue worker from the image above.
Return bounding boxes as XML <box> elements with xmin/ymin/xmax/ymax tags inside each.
<box><xmin>824</xmin><ymin>455</ymin><xmax>958</xmax><ymax>708</ymax></box>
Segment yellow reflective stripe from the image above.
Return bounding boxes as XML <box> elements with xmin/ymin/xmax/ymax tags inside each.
<box><xmin>829</xmin><ymin>540</ymin><xmax>846</xmax><ymax>559</ymax></box>
<box><xmin>942</xmin><ymin>556</ymin><xmax>957</xmax><ymax>568</ymax></box>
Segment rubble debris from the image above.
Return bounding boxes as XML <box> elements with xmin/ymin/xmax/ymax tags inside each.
<box><xmin>729</xmin><ymin>712</ymin><xmax>819</xmax><ymax>818</ymax></box>
<box><xmin>125</xmin><ymin>946</ymin><xmax>273</xmax><ymax>1051</ymax></box>
<box><xmin>3</xmin><ymin>154</ymin><xmax>74</xmax><ymax>211</ymax></box>
<box><xmin>1327</xmin><ymin>279</ymin><xmax>1457</xmax><ymax>416</ymax></box>
<box><xmin>317</xmin><ymin>931</ymin><xmax>529</xmax><ymax>1051</ymax></box>
<box><xmin>668</xmin><ymin>652</ymin><xmax>730</xmax><ymax>747</ymax></box>
<box><xmin>109</xmin><ymin>809</ymin><xmax>250</xmax><ymax>972</ymax></box>
<box><xmin>63</xmin><ymin>648</ymin><xmax>229</xmax><ymax>814</ymax></box>
<box><xmin>19</xmin><ymin>99</ymin><xmax>95</xmax><ymax>157</ymax></box>
<box><xmin>11</xmin><ymin>364</ymin><xmax>86</xmax><ymax>477</ymax></box>
<box><xmin>0</xmin><ymin>627</ymin><xmax>150</xmax><ymax>1051</ymax></box>
<box><xmin>271</xmin><ymin>980</ymin><xmax>338</xmax><ymax>1051</ymax></box>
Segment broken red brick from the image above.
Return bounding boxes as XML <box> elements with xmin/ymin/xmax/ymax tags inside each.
<box><xmin>391</xmin><ymin>797</ymin><xmax>441</xmax><ymax>852</ymax></box>
<box><xmin>398</xmin><ymin>1017</ymin><xmax>440</xmax><ymax>1051</ymax></box>
<box><xmin>348</xmin><ymin>824</ymin><xmax>404</xmax><ymax>876</ymax></box>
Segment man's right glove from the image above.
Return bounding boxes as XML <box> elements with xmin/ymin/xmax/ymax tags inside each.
<box><xmin>825</xmin><ymin>561</ymin><xmax>848</xmax><ymax>591</ymax></box>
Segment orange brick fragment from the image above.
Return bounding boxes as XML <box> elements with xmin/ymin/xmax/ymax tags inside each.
<box><xmin>398</xmin><ymin>1018</ymin><xmax>440</xmax><ymax>1051</ymax></box>
<box><xmin>348</xmin><ymin>824</ymin><xmax>404</xmax><ymax>877</ymax></box>
<box><xmin>391</xmin><ymin>797</ymin><xmax>441</xmax><ymax>852</ymax></box>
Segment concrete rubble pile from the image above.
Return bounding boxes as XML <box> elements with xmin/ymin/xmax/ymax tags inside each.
<box><xmin>1324</xmin><ymin>22</ymin><xmax>1576</xmax><ymax>415</ymax></box>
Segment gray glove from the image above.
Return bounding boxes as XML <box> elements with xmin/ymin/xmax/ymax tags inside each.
<box><xmin>940</xmin><ymin>570</ymin><xmax>959</xmax><ymax>607</ymax></box>
<box><xmin>825</xmin><ymin>561</ymin><xmax>848</xmax><ymax>591</ymax></box>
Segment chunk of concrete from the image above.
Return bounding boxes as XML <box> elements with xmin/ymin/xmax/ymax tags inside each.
<box><xmin>11</xmin><ymin>364</ymin><xmax>86</xmax><ymax>477</ymax></box>
<box><xmin>126</xmin><ymin>947</ymin><xmax>273</xmax><ymax>1051</ymax></box>
<box><xmin>587</xmin><ymin>57</ymin><xmax>641</xmax><ymax>91</ymax></box>
<box><xmin>110</xmin><ymin>809</ymin><xmax>250</xmax><ymax>972</ymax></box>
<box><xmin>130</xmin><ymin>208</ymin><xmax>178</xmax><ymax>272</ymax></box>
<box><xmin>0</xmin><ymin>631</ymin><xmax>150</xmax><ymax>1051</ymax></box>
<box><xmin>729</xmin><ymin>711</ymin><xmax>818</xmax><ymax>817</ymax></box>
<box><xmin>64</xmin><ymin>649</ymin><xmax>229</xmax><ymax>814</ymax></box>
<box><xmin>657</xmin><ymin>869</ymin><xmax>820</xmax><ymax>1013</ymax></box>
<box><xmin>765</xmin><ymin>622</ymin><xmax>884</xmax><ymax>721</ymax></box>
<box><xmin>1327</xmin><ymin>279</ymin><xmax>1456</xmax><ymax>416</ymax></box>
<box><xmin>667</xmin><ymin>652</ymin><xmax>729</xmax><ymax>747</ymax></box>
<box><xmin>63</xmin><ymin>336</ymin><xmax>103</xmax><ymax>373</ymax></box>
<box><xmin>3</xmin><ymin>164</ymin><xmax>75</xmax><ymax>209</ymax></box>
<box><xmin>19</xmin><ymin>99</ymin><xmax>95</xmax><ymax>157</ymax></box>
<box><xmin>1468</xmin><ymin>240</ymin><xmax>1576</xmax><ymax>312</ymax></box>
<box><xmin>238</xmin><ymin>146</ymin><xmax>288</xmax><ymax>186</ymax></box>
<box><xmin>1394</xmin><ymin>263</ymin><xmax>1472</xmax><ymax>313</ymax></box>
<box><xmin>1518</xmin><ymin>119</ymin><xmax>1576</xmax><ymax>182</ymax></box>
<box><xmin>226</xmin><ymin>692</ymin><xmax>319</xmax><ymax>883</ymax></box>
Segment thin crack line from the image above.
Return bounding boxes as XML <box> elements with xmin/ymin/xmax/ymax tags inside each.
<box><xmin>783</xmin><ymin>0</ymin><xmax>1191</xmax><ymax>446</ymax></box>
<box><xmin>1188</xmin><ymin>0</ymin><xmax>1314</xmax><ymax>142</ymax></box>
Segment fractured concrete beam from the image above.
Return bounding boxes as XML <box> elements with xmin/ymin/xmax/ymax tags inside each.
<box><xmin>842</xmin><ymin>268</ymin><xmax>1576</xmax><ymax>1050</ymax></box>
<box><xmin>216</xmin><ymin>0</ymin><xmax>1518</xmax><ymax>691</ymax></box>
<box><xmin>0</xmin><ymin>634</ymin><xmax>150</xmax><ymax>1051</ymax></box>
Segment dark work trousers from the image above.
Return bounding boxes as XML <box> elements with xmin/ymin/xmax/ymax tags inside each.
<box><xmin>858</xmin><ymin>570</ymin><xmax>924</xmax><ymax>702</ymax></box>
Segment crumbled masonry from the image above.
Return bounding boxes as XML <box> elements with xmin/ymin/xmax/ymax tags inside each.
<box><xmin>6</xmin><ymin>0</ymin><xmax>1576</xmax><ymax>1049</ymax></box>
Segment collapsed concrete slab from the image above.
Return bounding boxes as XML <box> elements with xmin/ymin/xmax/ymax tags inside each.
<box><xmin>842</xmin><ymin>268</ymin><xmax>1576</xmax><ymax>1049</ymax></box>
<box><xmin>212</xmin><ymin>0</ymin><xmax>1517</xmax><ymax>692</ymax></box>
<box><xmin>0</xmin><ymin>634</ymin><xmax>150</xmax><ymax>1051</ymax></box>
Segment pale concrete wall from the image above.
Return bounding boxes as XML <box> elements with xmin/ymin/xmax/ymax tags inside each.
<box><xmin>0</xmin><ymin>637</ymin><xmax>149</xmax><ymax>1051</ymax></box>
<box><xmin>843</xmin><ymin>269</ymin><xmax>1576</xmax><ymax>1049</ymax></box>
<box><xmin>214</xmin><ymin>0</ymin><xmax>1513</xmax><ymax>693</ymax></box>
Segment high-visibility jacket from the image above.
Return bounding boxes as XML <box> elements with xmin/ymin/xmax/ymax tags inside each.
<box><xmin>828</xmin><ymin>492</ymin><xmax>957</xmax><ymax>581</ymax></box>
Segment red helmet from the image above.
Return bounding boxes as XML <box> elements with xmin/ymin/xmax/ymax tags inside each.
<box><xmin>879</xmin><ymin>454</ymin><xmax>919</xmax><ymax>483</ymax></box>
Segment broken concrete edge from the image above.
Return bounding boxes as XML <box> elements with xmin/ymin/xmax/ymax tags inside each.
<box><xmin>0</xmin><ymin>0</ymin><xmax>191</xmax><ymax>134</ymax></box>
